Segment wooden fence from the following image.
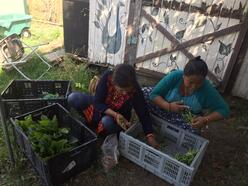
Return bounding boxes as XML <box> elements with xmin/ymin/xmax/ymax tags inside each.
<box><xmin>89</xmin><ymin>0</ymin><xmax>248</xmax><ymax>91</ymax></box>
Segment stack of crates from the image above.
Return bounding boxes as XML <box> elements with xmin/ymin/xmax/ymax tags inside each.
<box><xmin>119</xmin><ymin>114</ymin><xmax>209</xmax><ymax>186</ymax></box>
<box><xmin>11</xmin><ymin>104</ymin><xmax>97</xmax><ymax>186</ymax></box>
<box><xmin>1</xmin><ymin>80</ymin><xmax>71</xmax><ymax>117</ymax></box>
<box><xmin>1</xmin><ymin>80</ymin><xmax>97</xmax><ymax>186</ymax></box>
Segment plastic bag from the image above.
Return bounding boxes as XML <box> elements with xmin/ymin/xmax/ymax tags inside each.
<box><xmin>101</xmin><ymin>134</ymin><xmax>119</xmax><ymax>172</ymax></box>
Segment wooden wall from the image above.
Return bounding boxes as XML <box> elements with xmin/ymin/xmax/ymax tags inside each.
<box><xmin>88</xmin><ymin>0</ymin><xmax>248</xmax><ymax>94</ymax></box>
<box><xmin>134</xmin><ymin>0</ymin><xmax>247</xmax><ymax>84</ymax></box>
<box><xmin>232</xmin><ymin>40</ymin><xmax>248</xmax><ymax>99</ymax></box>
<box><xmin>88</xmin><ymin>0</ymin><xmax>130</xmax><ymax>65</ymax></box>
<box><xmin>89</xmin><ymin>0</ymin><xmax>248</xmax><ymax>87</ymax></box>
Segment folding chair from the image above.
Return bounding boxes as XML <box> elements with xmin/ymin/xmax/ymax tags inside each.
<box><xmin>0</xmin><ymin>34</ymin><xmax>51</xmax><ymax>80</ymax></box>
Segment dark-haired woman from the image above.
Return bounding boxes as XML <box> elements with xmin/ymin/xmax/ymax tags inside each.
<box><xmin>143</xmin><ymin>57</ymin><xmax>229</xmax><ymax>133</ymax></box>
<box><xmin>68</xmin><ymin>64</ymin><xmax>158</xmax><ymax>147</ymax></box>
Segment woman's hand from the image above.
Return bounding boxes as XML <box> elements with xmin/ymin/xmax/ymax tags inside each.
<box><xmin>192</xmin><ymin>116</ymin><xmax>208</xmax><ymax>128</ymax></box>
<box><xmin>146</xmin><ymin>134</ymin><xmax>159</xmax><ymax>149</ymax></box>
<box><xmin>170</xmin><ymin>101</ymin><xmax>189</xmax><ymax>113</ymax></box>
<box><xmin>115</xmin><ymin>113</ymin><xmax>130</xmax><ymax>130</ymax></box>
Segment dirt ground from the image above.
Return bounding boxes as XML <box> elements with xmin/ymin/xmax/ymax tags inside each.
<box><xmin>2</xmin><ymin>84</ymin><xmax>246</xmax><ymax>186</ymax></box>
<box><xmin>59</xmin><ymin>95</ymin><xmax>247</xmax><ymax>186</ymax></box>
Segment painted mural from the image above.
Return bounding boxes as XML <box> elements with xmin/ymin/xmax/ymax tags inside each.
<box><xmin>89</xmin><ymin>0</ymin><xmax>129</xmax><ymax>65</ymax></box>
<box><xmin>135</xmin><ymin>0</ymin><xmax>247</xmax><ymax>81</ymax></box>
<box><xmin>89</xmin><ymin>0</ymin><xmax>248</xmax><ymax>82</ymax></box>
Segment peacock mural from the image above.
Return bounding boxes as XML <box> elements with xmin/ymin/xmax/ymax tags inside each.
<box><xmin>94</xmin><ymin>0</ymin><xmax>125</xmax><ymax>54</ymax></box>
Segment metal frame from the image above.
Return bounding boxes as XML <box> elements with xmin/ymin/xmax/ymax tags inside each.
<box><xmin>0</xmin><ymin>35</ymin><xmax>52</xmax><ymax>80</ymax></box>
<box><xmin>0</xmin><ymin>96</ymin><xmax>15</xmax><ymax>164</ymax></box>
<box><xmin>0</xmin><ymin>34</ymin><xmax>53</xmax><ymax>163</ymax></box>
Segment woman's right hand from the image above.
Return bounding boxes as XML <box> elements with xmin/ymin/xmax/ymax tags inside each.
<box><xmin>146</xmin><ymin>135</ymin><xmax>159</xmax><ymax>149</ymax></box>
<box><xmin>115</xmin><ymin>113</ymin><xmax>130</xmax><ymax>131</ymax></box>
<box><xmin>169</xmin><ymin>101</ymin><xmax>189</xmax><ymax>113</ymax></box>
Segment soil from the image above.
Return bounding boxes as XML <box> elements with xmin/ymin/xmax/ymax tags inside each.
<box><xmin>62</xmin><ymin>95</ymin><xmax>248</xmax><ymax>186</ymax></box>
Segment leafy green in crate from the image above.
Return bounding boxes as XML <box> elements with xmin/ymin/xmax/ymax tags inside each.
<box><xmin>42</xmin><ymin>91</ymin><xmax>60</xmax><ymax>100</ymax></box>
<box><xmin>16</xmin><ymin>115</ymin><xmax>75</xmax><ymax>160</ymax></box>
<box><xmin>181</xmin><ymin>108</ymin><xmax>195</xmax><ymax>124</ymax></box>
<box><xmin>174</xmin><ymin>149</ymin><xmax>198</xmax><ymax>165</ymax></box>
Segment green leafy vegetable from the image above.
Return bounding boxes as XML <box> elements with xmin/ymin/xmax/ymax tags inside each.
<box><xmin>16</xmin><ymin>115</ymin><xmax>75</xmax><ymax>160</ymax></box>
<box><xmin>182</xmin><ymin>109</ymin><xmax>195</xmax><ymax>124</ymax></box>
<box><xmin>42</xmin><ymin>91</ymin><xmax>60</xmax><ymax>100</ymax></box>
<box><xmin>174</xmin><ymin>149</ymin><xmax>198</xmax><ymax>165</ymax></box>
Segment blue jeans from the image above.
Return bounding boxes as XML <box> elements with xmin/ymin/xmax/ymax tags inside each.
<box><xmin>101</xmin><ymin>115</ymin><xmax>122</xmax><ymax>134</ymax></box>
<box><xmin>68</xmin><ymin>92</ymin><xmax>122</xmax><ymax>135</ymax></box>
<box><xmin>67</xmin><ymin>92</ymin><xmax>93</xmax><ymax>112</ymax></box>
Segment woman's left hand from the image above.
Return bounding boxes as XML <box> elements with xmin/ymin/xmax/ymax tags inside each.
<box><xmin>191</xmin><ymin>116</ymin><xmax>207</xmax><ymax>128</ymax></box>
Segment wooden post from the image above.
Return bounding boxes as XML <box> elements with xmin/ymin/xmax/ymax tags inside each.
<box><xmin>124</xmin><ymin>0</ymin><xmax>143</xmax><ymax>65</ymax></box>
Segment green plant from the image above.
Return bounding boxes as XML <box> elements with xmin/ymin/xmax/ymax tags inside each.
<box><xmin>182</xmin><ymin>109</ymin><xmax>195</xmax><ymax>124</ymax></box>
<box><xmin>17</xmin><ymin>115</ymin><xmax>73</xmax><ymax>160</ymax></box>
<box><xmin>174</xmin><ymin>149</ymin><xmax>198</xmax><ymax>165</ymax></box>
<box><xmin>75</xmin><ymin>82</ymin><xmax>87</xmax><ymax>91</ymax></box>
<box><xmin>42</xmin><ymin>91</ymin><xmax>60</xmax><ymax>99</ymax></box>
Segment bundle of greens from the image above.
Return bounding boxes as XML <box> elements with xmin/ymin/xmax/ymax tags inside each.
<box><xmin>42</xmin><ymin>91</ymin><xmax>60</xmax><ymax>100</ymax></box>
<box><xmin>174</xmin><ymin>149</ymin><xmax>198</xmax><ymax>165</ymax></box>
<box><xmin>181</xmin><ymin>109</ymin><xmax>195</xmax><ymax>124</ymax></box>
<box><xmin>16</xmin><ymin>115</ymin><xmax>74</xmax><ymax>160</ymax></box>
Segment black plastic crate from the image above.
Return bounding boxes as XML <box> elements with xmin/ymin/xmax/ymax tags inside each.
<box><xmin>1</xmin><ymin>80</ymin><xmax>71</xmax><ymax>118</ymax></box>
<box><xmin>10</xmin><ymin>103</ymin><xmax>97</xmax><ymax>186</ymax></box>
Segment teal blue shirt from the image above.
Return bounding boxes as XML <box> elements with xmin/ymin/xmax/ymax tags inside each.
<box><xmin>150</xmin><ymin>70</ymin><xmax>229</xmax><ymax>118</ymax></box>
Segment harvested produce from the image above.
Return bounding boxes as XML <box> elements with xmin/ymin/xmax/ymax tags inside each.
<box><xmin>174</xmin><ymin>149</ymin><xmax>198</xmax><ymax>165</ymax></box>
<box><xmin>42</xmin><ymin>91</ymin><xmax>60</xmax><ymax>100</ymax></box>
<box><xmin>118</xmin><ymin>117</ymin><xmax>128</xmax><ymax>130</ymax></box>
<box><xmin>16</xmin><ymin>115</ymin><xmax>74</xmax><ymax>160</ymax></box>
<box><xmin>182</xmin><ymin>109</ymin><xmax>195</xmax><ymax>124</ymax></box>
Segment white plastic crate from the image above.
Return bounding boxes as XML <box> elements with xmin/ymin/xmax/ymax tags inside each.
<box><xmin>119</xmin><ymin>114</ymin><xmax>209</xmax><ymax>186</ymax></box>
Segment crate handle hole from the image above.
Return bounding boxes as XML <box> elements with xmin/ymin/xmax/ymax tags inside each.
<box><xmin>167</xmin><ymin>125</ymin><xmax>179</xmax><ymax>133</ymax></box>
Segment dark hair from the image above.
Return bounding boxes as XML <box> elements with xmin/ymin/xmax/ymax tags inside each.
<box><xmin>184</xmin><ymin>56</ymin><xmax>208</xmax><ymax>78</ymax></box>
<box><xmin>112</xmin><ymin>64</ymin><xmax>137</xmax><ymax>88</ymax></box>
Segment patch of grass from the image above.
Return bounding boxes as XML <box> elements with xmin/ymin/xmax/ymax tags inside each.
<box><xmin>0</xmin><ymin>55</ymin><xmax>96</xmax><ymax>92</ymax></box>
<box><xmin>22</xmin><ymin>22</ymin><xmax>63</xmax><ymax>53</ymax></box>
<box><xmin>0</xmin><ymin>127</ymin><xmax>8</xmax><ymax>168</ymax></box>
<box><xmin>0</xmin><ymin>124</ymin><xmax>42</xmax><ymax>186</ymax></box>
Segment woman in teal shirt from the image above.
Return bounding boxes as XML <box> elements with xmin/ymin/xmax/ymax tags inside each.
<box><xmin>143</xmin><ymin>56</ymin><xmax>229</xmax><ymax>132</ymax></box>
